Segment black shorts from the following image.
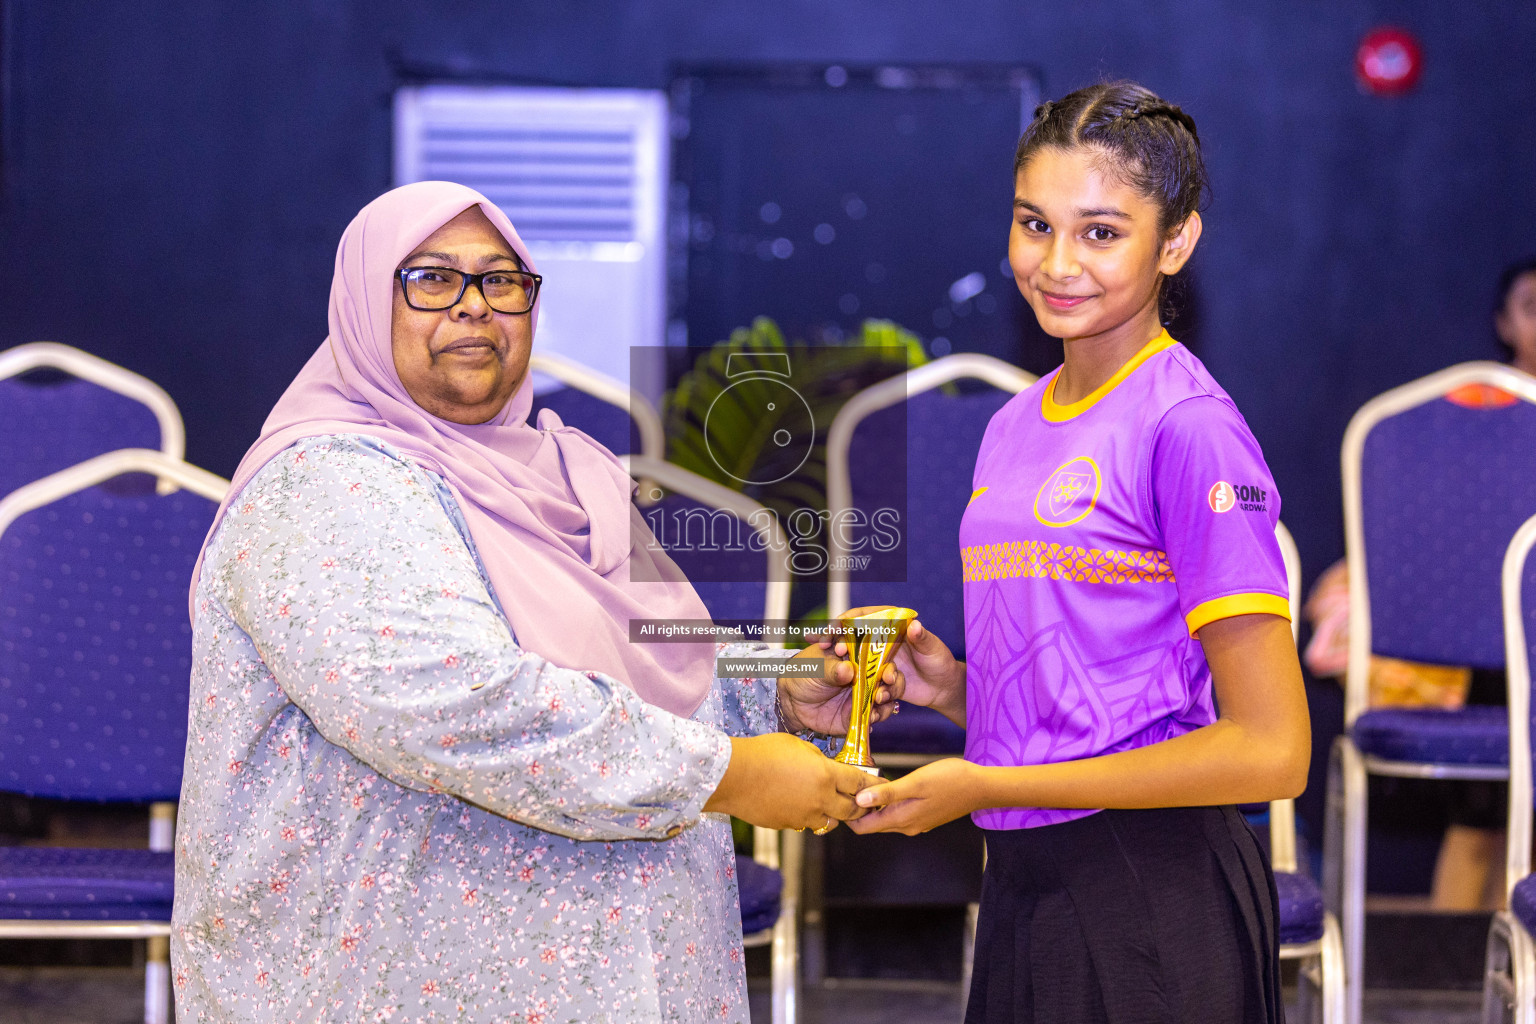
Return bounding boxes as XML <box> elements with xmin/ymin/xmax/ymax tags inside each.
<box><xmin>966</xmin><ymin>805</ymin><xmax>1282</xmax><ymax>1024</ymax></box>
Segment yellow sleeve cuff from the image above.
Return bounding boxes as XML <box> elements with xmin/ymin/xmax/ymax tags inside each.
<box><xmin>1185</xmin><ymin>592</ymin><xmax>1292</xmax><ymax>637</ymax></box>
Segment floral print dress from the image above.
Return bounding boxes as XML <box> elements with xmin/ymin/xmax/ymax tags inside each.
<box><xmin>172</xmin><ymin>435</ymin><xmax>788</xmax><ymax>1024</ymax></box>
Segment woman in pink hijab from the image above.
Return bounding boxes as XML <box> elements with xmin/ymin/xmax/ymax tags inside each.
<box><xmin>171</xmin><ymin>182</ymin><xmax>885</xmax><ymax>1023</ymax></box>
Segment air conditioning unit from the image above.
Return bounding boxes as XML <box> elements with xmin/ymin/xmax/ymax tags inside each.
<box><xmin>394</xmin><ymin>85</ymin><xmax>668</xmax><ymax>393</ymax></box>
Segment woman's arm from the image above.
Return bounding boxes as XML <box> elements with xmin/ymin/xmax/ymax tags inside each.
<box><xmin>849</xmin><ymin>611</ymin><xmax>1309</xmax><ymax>835</ymax></box>
<box><xmin>212</xmin><ymin>437</ymin><xmax>734</xmax><ymax>842</ymax></box>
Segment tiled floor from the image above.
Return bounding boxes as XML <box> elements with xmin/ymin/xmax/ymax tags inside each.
<box><xmin>0</xmin><ymin>969</ymin><xmax>1487</xmax><ymax>1023</ymax></box>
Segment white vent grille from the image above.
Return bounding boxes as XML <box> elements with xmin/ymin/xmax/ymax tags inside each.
<box><xmin>394</xmin><ymin>86</ymin><xmax>669</xmax><ymax>389</ymax></box>
<box><xmin>395</xmin><ymin>86</ymin><xmax>666</xmax><ymax>247</ymax></box>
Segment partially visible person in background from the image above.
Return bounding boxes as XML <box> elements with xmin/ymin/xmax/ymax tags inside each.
<box><xmin>1303</xmin><ymin>255</ymin><xmax>1536</xmax><ymax>912</ymax></box>
<box><xmin>1496</xmin><ymin>256</ymin><xmax>1536</xmax><ymax>376</ymax></box>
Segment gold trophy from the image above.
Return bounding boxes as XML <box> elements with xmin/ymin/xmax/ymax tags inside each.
<box><xmin>833</xmin><ymin>606</ymin><xmax>918</xmax><ymax>775</ymax></box>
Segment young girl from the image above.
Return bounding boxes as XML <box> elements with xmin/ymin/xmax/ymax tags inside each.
<box><xmin>849</xmin><ymin>82</ymin><xmax>1310</xmax><ymax>1024</ymax></box>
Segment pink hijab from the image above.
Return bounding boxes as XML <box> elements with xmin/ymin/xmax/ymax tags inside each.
<box><xmin>195</xmin><ymin>181</ymin><xmax>712</xmax><ymax>718</ymax></box>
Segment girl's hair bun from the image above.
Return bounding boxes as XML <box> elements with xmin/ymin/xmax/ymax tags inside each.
<box><xmin>1016</xmin><ymin>81</ymin><xmax>1208</xmax><ymax>238</ymax></box>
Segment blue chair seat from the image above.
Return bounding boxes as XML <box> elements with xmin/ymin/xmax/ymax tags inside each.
<box><xmin>0</xmin><ymin>847</ymin><xmax>174</xmax><ymax>921</ymax></box>
<box><xmin>1275</xmin><ymin>870</ymin><xmax>1326</xmax><ymax>945</ymax></box>
<box><xmin>735</xmin><ymin>854</ymin><xmax>782</xmax><ymax>935</ymax></box>
<box><xmin>1349</xmin><ymin>705</ymin><xmax>1509</xmax><ymax>766</ymax></box>
<box><xmin>870</xmin><ymin>703</ymin><xmax>965</xmax><ymax>756</ymax></box>
<box><xmin>1513</xmin><ymin>874</ymin><xmax>1536</xmax><ymax>936</ymax></box>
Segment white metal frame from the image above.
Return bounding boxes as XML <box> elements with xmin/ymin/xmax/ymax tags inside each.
<box><xmin>620</xmin><ymin>454</ymin><xmax>798</xmax><ymax>1022</ymax></box>
<box><xmin>821</xmin><ymin>354</ymin><xmax>1033</xmax><ymax>1010</ymax></box>
<box><xmin>1482</xmin><ymin>514</ymin><xmax>1536</xmax><ymax>1024</ymax></box>
<box><xmin>0</xmin><ymin>449</ymin><xmax>228</xmax><ymax>1024</ymax></box>
<box><xmin>531</xmin><ymin>351</ymin><xmax>666</xmax><ymax>460</ymax></box>
<box><xmin>742</xmin><ymin>823</ymin><xmax>803</xmax><ymax>1024</ymax></box>
<box><xmin>825</xmin><ymin>352</ymin><xmax>1037</xmax><ymax>636</ymax></box>
<box><xmin>1273</xmin><ymin>521</ymin><xmax>1346</xmax><ymax>1024</ymax></box>
<box><xmin>1328</xmin><ymin>362</ymin><xmax>1536</xmax><ymax>1024</ymax></box>
<box><xmin>0</xmin><ymin>342</ymin><xmax>186</xmax><ymax>495</ymax></box>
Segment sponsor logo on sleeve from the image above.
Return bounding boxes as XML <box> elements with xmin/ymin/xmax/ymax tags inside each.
<box><xmin>1208</xmin><ymin>480</ymin><xmax>1268</xmax><ymax>513</ymax></box>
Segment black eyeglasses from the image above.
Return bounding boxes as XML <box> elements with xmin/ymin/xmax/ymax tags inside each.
<box><xmin>396</xmin><ymin>267</ymin><xmax>543</xmax><ymax>315</ymax></box>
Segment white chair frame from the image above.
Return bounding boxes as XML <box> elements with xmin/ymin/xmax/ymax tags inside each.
<box><xmin>1274</xmin><ymin>521</ymin><xmax>1346</xmax><ymax>1024</ymax></box>
<box><xmin>743</xmin><ymin>822</ymin><xmax>803</xmax><ymax>1024</ymax></box>
<box><xmin>822</xmin><ymin>355</ymin><xmax>1033</xmax><ymax>1008</ymax></box>
<box><xmin>825</xmin><ymin>352</ymin><xmax>1037</xmax><ymax>628</ymax></box>
<box><xmin>1481</xmin><ymin>513</ymin><xmax>1536</xmax><ymax>1024</ymax></box>
<box><xmin>0</xmin><ymin>342</ymin><xmax>186</xmax><ymax>495</ymax></box>
<box><xmin>621</xmin><ymin>455</ymin><xmax>792</xmax><ymax>629</ymax></box>
<box><xmin>0</xmin><ymin>448</ymin><xmax>228</xmax><ymax>1024</ymax></box>
<box><xmin>620</xmin><ymin>454</ymin><xmax>798</xmax><ymax>1023</ymax></box>
<box><xmin>1329</xmin><ymin>362</ymin><xmax>1536</xmax><ymax>1024</ymax></box>
<box><xmin>530</xmin><ymin>351</ymin><xmax>666</xmax><ymax>460</ymax></box>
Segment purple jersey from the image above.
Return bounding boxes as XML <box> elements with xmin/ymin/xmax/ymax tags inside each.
<box><xmin>960</xmin><ymin>331</ymin><xmax>1290</xmax><ymax>830</ymax></box>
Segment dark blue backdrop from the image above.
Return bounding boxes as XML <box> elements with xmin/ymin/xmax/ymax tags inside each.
<box><xmin>3</xmin><ymin>0</ymin><xmax>1534</xmax><ymax>851</ymax></box>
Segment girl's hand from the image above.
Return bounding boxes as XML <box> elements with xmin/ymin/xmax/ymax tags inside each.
<box><xmin>887</xmin><ymin>618</ymin><xmax>963</xmax><ymax>716</ymax></box>
<box><xmin>846</xmin><ymin>757</ymin><xmax>988</xmax><ymax>836</ymax></box>
<box><xmin>777</xmin><ymin>642</ymin><xmax>904</xmax><ymax>735</ymax></box>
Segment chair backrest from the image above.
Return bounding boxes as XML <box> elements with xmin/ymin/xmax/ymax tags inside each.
<box><xmin>0</xmin><ymin>450</ymin><xmax>227</xmax><ymax>801</ymax></box>
<box><xmin>0</xmin><ymin>343</ymin><xmax>185</xmax><ymax>498</ymax></box>
<box><xmin>623</xmin><ymin>456</ymin><xmax>790</xmax><ymax>637</ymax></box>
<box><xmin>528</xmin><ymin>351</ymin><xmax>664</xmax><ymax>458</ymax></box>
<box><xmin>1502</xmin><ymin>513</ymin><xmax>1536</xmax><ymax>896</ymax></box>
<box><xmin>1342</xmin><ymin>362</ymin><xmax>1536</xmax><ymax>724</ymax></box>
<box><xmin>826</xmin><ymin>354</ymin><xmax>1037</xmax><ymax>658</ymax></box>
<box><xmin>1270</xmin><ymin>521</ymin><xmax>1304</xmax><ymax>874</ymax></box>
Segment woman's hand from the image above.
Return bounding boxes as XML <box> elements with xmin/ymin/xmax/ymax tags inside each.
<box><xmin>704</xmin><ymin>733</ymin><xmax>878</xmax><ymax>833</ymax></box>
<box><xmin>845</xmin><ymin>758</ymin><xmax>988</xmax><ymax>836</ymax></box>
<box><xmin>776</xmin><ymin>642</ymin><xmax>904</xmax><ymax>736</ymax></box>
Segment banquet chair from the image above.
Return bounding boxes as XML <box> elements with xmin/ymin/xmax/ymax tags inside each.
<box><xmin>824</xmin><ymin>353</ymin><xmax>1034</xmax><ymax>999</ymax></box>
<box><xmin>0</xmin><ymin>342</ymin><xmax>185</xmax><ymax>497</ymax></box>
<box><xmin>0</xmin><ymin>448</ymin><xmax>228</xmax><ymax>1024</ymax></box>
<box><xmin>529</xmin><ymin>351</ymin><xmax>664</xmax><ymax>458</ymax></box>
<box><xmin>1323</xmin><ymin>363</ymin><xmax>1536</xmax><ymax>1024</ymax></box>
<box><xmin>825</xmin><ymin>353</ymin><xmax>1037</xmax><ymax>767</ymax></box>
<box><xmin>1273</xmin><ymin>521</ymin><xmax>1346</xmax><ymax>1024</ymax></box>
<box><xmin>622</xmin><ymin>455</ymin><xmax>799</xmax><ymax>1024</ymax></box>
<box><xmin>1481</xmin><ymin>513</ymin><xmax>1536</xmax><ymax>1024</ymax></box>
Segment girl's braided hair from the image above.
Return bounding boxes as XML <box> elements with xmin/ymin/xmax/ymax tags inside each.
<box><xmin>1016</xmin><ymin>81</ymin><xmax>1208</xmax><ymax>237</ymax></box>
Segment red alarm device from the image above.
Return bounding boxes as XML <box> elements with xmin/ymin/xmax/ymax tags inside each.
<box><xmin>1356</xmin><ymin>26</ymin><xmax>1423</xmax><ymax>96</ymax></box>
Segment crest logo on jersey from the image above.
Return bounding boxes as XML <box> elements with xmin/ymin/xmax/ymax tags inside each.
<box><xmin>1033</xmin><ymin>456</ymin><xmax>1102</xmax><ymax>527</ymax></box>
<box><xmin>1208</xmin><ymin>481</ymin><xmax>1236</xmax><ymax>513</ymax></box>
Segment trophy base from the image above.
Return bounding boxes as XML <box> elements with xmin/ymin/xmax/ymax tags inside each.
<box><xmin>853</xmin><ymin>764</ymin><xmax>881</xmax><ymax>776</ymax></box>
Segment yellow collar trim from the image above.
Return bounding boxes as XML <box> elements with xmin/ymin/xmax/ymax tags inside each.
<box><xmin>1041</xmin><ymin>330</ymin><xmax>1178</xmax><ymax>423</ymax></box>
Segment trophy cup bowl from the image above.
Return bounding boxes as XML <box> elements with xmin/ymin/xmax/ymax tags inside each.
<box><xmin>833</xmin><ymin>606</ymin><xmax>918</xmax><ymax>775</ymax></box>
